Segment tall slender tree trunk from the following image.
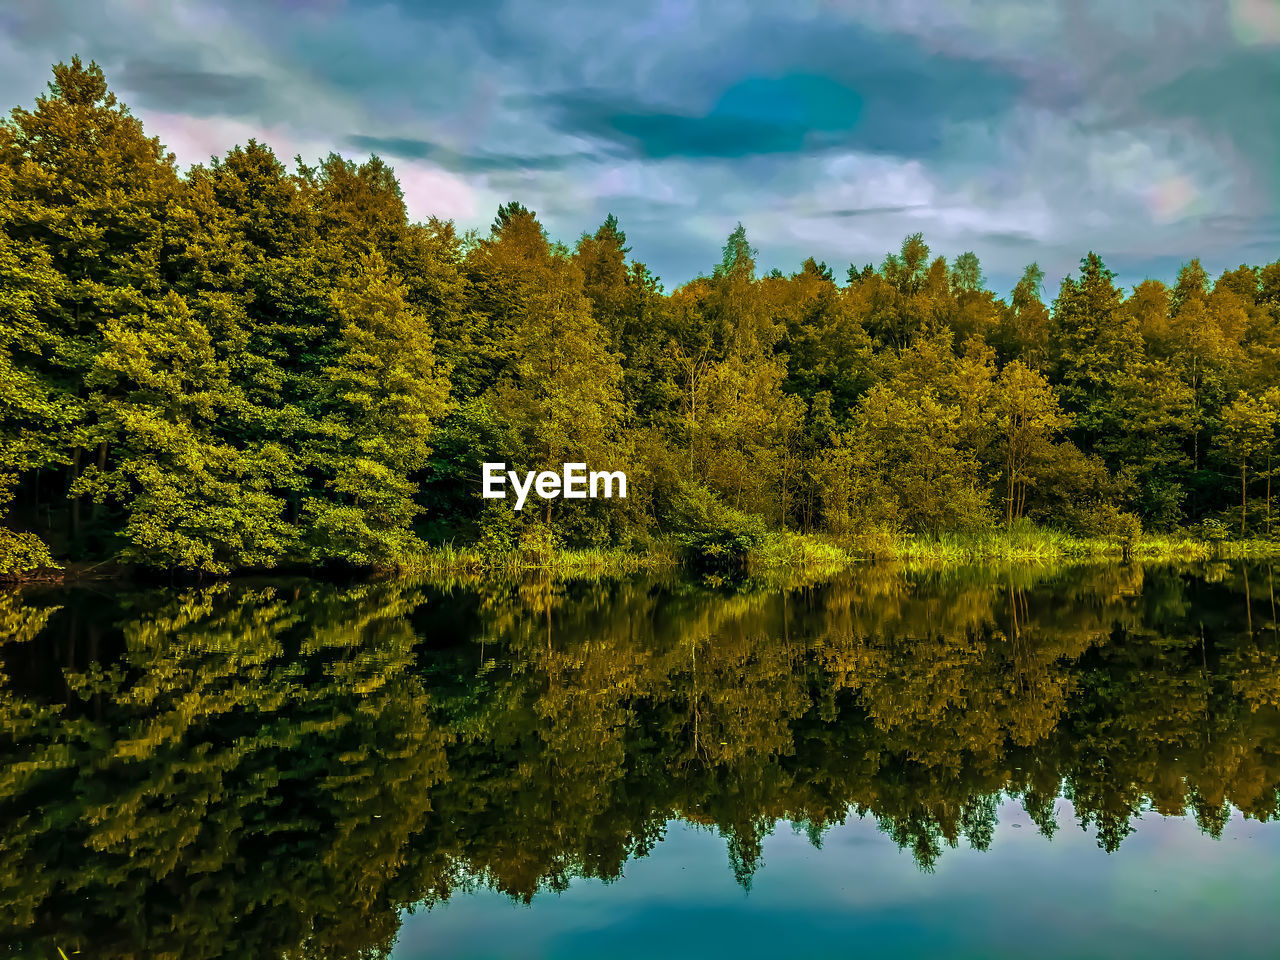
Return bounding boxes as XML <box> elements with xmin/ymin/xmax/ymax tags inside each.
<box><xmin>1242</xmin><ymin>462</ymin><xmax>1248</xmax><ymax>537</ymax></box>
<box><xmin>687</xmin><ymin>372</ymin><xmax>698</xmax><ymax>474</ymax></box>
<box><xmin>69</xmin><ymin>448</ymin><xmax>82</xmax><ymax>540</ymax></box>
<box><xmin>1006</xmin><ymin>454</ymin><xmax>1015</xmax><ymax>531</ymax></box>
<box><xmin>1192</xmin><ymin>367</ymin><xmax>1199</xmax><ymax>516</ymax></box>
<box><xmin>779</xmin><ymin>451</ymin><xmax>788</xmax><ymax>527</ymax></box>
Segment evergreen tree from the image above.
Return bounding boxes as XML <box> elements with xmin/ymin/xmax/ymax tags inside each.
<box><xmin>304</xmin><ymin>251</ymin><xmax>451</xmax><ymax>564</ymax></box>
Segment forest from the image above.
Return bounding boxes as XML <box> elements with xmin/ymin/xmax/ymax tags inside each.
<box><xmin>5</xmin><ymin>57</ymin><xmax>1280</xmax><ymax>577</ymax></box>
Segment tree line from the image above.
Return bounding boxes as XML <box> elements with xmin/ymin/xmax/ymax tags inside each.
<box><xmin>4</xmin><ymin>57</ymin><xmax>1280</xmax><ymax>575</ymax></box>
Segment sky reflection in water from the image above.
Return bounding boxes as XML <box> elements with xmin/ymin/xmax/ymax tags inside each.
<box><xmin>3</xmin><ymin>561</ymin><xmax>1280</xmax><ymax>958</ymax></box>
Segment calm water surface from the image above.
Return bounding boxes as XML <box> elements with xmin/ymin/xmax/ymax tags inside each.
<box><xmin>3</xmin><ymin>562</ymin><xmax>1280</xmax><ymax>958</ymax></box>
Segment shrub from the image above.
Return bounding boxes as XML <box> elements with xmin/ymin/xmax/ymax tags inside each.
<box><xmin>477</xmin><ymin>502</ymin><xmax>520</xmax><ymax>557</ymax></box>
<box><xmin>667</xmin><ymin>482</ymin><xmax>766</xmax><ymax>570</ymax></box>
<box><xmin>1197</xmin><ymin>518</ymin><xmax>1229</xmax><ymax>544</ymax></box>
<box><xmin>1065</xmin><ymin>501</ymin><xmax>1142</xmax><ymax>554</ymax></box>
<box><xmin>516</xmin><ymin>518</ymin><xmax>559</xmax><ymax>567</ymax></box>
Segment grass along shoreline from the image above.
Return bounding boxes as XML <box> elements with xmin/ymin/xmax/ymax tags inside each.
<box><xmin>772</xmin><ymin>528</ymin><xmax>1280</xmax><ymax>566</ymax></box>
<box><xmin>409</xmin><ymin>523</ymin><xmax>1280</xmax><ymax>578</ymax></box>
<box><xmin>9</xmin><ymin>524</ymin><xmax>1280</xmax><ymax>585</ymax></box>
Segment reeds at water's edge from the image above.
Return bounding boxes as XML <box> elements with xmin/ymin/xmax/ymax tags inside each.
<box><xmin>401</xmin><ymin>523</ymin><xmax>1280</xmax><ymax>579</ymax></box>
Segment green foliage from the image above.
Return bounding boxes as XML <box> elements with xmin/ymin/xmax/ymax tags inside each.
<box><xmin>1064</xmin><ymin>500</ymin><xmax>1144</xmax><ymax>548</ymax></box>
<box><xmin>302</xmin><ymin>250</ymin><xmax>451</xmax><ymax>566</ymax></box>
<box><xmin>0</xmin><ymin>527</ymin><xmax>56</xmax><ymax>579</ymax></box>
<box><xmin>514</xmin><ymin>516</ymin><xmax>560</xmax><ymax>566</ymax></box>
<box><xmin>1216</xmin><ymin>388</ymin><xmax>1280</xmax><ymax>537</ymax></box>
<box><xmin>668</xmin><ymin>481</ymin><xmax>767</xmax><ymax>568</ymax></box>
<box><xmin>4</xmin><ymin>58</ymin><xmax>1280</xmax><ymax>576</ymax></box>
<box><xmin>476</xmin><ymin>500</ymin><xmax>521</xmax><ymax>557</ymax></box>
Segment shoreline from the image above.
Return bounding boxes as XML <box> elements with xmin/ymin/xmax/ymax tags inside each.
<box><xmin>8</xmin><ymin>527</ymin><xmax>1280</xmax><ymax>587</ymax></box>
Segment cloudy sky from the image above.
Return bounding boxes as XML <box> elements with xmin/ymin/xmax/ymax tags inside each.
<box><xmin>2</xmin><ymin>0</ymin><xmax>1278</xmax><ymax>294</ymax></box>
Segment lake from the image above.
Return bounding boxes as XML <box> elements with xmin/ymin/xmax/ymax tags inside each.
<box><xmin>3</xmin><ymin>562</ymin><xmax>1280</xmax><ymax>958</ymax></box>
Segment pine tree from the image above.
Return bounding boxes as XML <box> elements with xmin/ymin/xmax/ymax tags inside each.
<box><xmin>303</xmin><ymin>250</ymin><xmax>452</xmax><ymax>564</ymax></box>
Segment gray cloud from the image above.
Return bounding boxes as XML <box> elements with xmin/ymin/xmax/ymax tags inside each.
<box><xmin>825</xmin><ymin>205</ymin><xmax>933</xmax><ymax>219</ymax></box>
<box><xmin>975</xmin><ymin>229</ymin><xmax>1041</xmax><ymax>248</ymax></box>
<box><xmin>526</xmin><ymin>20</ymin><xmax>1023</xmax><ymax>162</ymax></box>
<box><xmin>0</xmin><ymin>0</ymin><xmax>1274</xmax><ymax>291</ymax></box>
<box><xmin>116</xmin><ymin>60</ymin><xmax>267</xmax><ymax>115</ymax></box>
<box><xmin>1142</xmin><ymin>47</ymin><xmax>1280</xmax><ymax>183</ymax></box>
<box><xmin>345</xmin><ymin>134</ymin><xmax>605</xmax><ymax>172</ymax></box>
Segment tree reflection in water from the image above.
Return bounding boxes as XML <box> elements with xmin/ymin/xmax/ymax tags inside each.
<box><xmin>3</xmin><ymin>561</ymin><xmax>1279</xmax><ymax>958</ymax></box>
